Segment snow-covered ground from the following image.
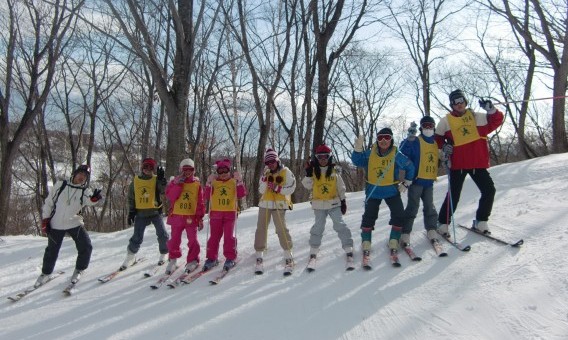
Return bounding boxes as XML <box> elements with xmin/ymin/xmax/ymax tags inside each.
<box><xmin>1</xmin><ymin>153</ymin><xmax>568</xmax><ymax>340</ymax></box>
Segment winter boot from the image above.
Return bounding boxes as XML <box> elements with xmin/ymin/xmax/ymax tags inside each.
<box><xmin>165</xmin><ymin>258</ymin><xmax>177</xmax><ymax>274</ymax></box>
<box><xmin>34</xmin><ymin>273</ymin><xmax>50</xmax><ymax>288</ymax></box>
<box><xmin>388</xmin><ymin>239</ymin><xmax>399</xmax><ymax>250</ymax></box>
<box><xmin>223</xmin><ymin>259</ymin><xmax>236</xmax><ymax>271</ymax></box>
<box><xmin>157</xmin><ymin>253</ymin><xmax>167</xmax><ymax>266</ymax></box>
<box><xmin>283</xmin><ymin>258</ymin><xmax>294</xmax><ymax>276</ymax></box>
<box><xmin>254</xmin><ymin>257</ymin><xmax>264</xmax><ymax>275</ymax></box>
<box><xmin>473</xmin><ymin>220</ymin><xmax>490</xmax><ymax>234</ymax></box>
<box><xmin>202</xmin><ymin>259</ymin><xmax>219</xmax><ymax>272</ymax></box>
<box><xmin>184</xmin><ymin>260</ymin><xmax>198</xmax><ymax>273</ymax></box>
<box><xmin>427</xmin><ymin>229</ymin><xmax>439</xmax><ymax>241</ymax></box>
<box><xmin>437</xmin><ymin>223</ymin><xmax>450</xmax><ymax>239</ymax></box>
<box><xmin>70</xmin><ymin>269</ymin><xmax>83</xmax><ymax>284</ymax></box>
<box><xmin>120</xmin><ymin>251</ymin><xmax>136</xmax><ymax>271</ymax></box>
<box><xmin>400</xmin><ymin>233</ymin><xmax>410</xmax><ymax>247</ymax></box>
<box><xmin>345</xmin><ymin>251</ymin><xmax>355</xmax><ymax>271</ymax></box>
<box><xmin>362</xmin><ymin>241</ymin><xmax>372</xmax><ymax>269</ymax></box>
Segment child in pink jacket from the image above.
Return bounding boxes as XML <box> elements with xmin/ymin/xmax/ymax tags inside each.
<box><xmin>203</xmin><ymin>158</ymin><xmax>247</xmax><ymax>271</ymax></box>
<box><xmin>164</xmin><ymin>158</ymin><xmax>205</xmax><ymax>274</ymax></box>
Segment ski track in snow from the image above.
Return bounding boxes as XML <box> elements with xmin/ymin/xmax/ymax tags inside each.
<box><xmin>1</xmin><ymin>154</ymin><xmax>568</xmax><ymax>339</ymax></box>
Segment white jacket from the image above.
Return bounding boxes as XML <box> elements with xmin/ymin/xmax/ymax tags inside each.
<box><xmin>42</xmin><ymin>180</ymin><xmax>99</xmax><ymax>231</ymax></box>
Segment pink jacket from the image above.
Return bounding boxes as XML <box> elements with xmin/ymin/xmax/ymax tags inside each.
<box><xmin>165</xmin><ymin>176</ymin><xmax>205</xmax><ymax>225</ymax></box>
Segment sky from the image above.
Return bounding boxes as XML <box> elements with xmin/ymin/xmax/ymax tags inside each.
<box><xmin>1</xmin><ymin>153</ymin><xmax>568</xmax><ymax>340</ymax></box>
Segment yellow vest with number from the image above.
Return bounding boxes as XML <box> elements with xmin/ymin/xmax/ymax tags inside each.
<box><xmin>417</xmin><ymin>137</ymin><xmax>439</xmax><ymax>180</ymax></box>
<box><xmin>368</xmin><ymin>145</ymin><xmax>397</xmax><ymax>186</ymax></box>
<box><xmin>134</xmin><ymin>176</ymin><xmax>159</xmax><ymax>209</ymax></box>
<box><xmin>172</xmin><ymin>182</ymin><xmax>200</xmax><ymax>215</ymax></box>
<box><xmin>312</xmin><ymin>170</ymin><xmax>338</xmax><ymax>200</ymax></box>
<box><xmin>210</xmin><ymin>179</ymin><xmax>237</xmax><ymax>212</ymax></box>
<box><xmin>261</xmin><ymin>168</ymin><xmax>292</xmax><ymax>207</ymax></box>
<box><xmin>447</xmin><ymin>110</ymin><xmax>483</xmax><ymax>146</ymax></box>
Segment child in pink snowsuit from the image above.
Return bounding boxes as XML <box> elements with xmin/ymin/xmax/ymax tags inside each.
<box><xmin>203</xmin><ymin>158</ymin><xmax>247</xmax><ymax>271</ymax></box>
<box><xmin>164</xmin><ymin>158</ymin><xmax>205</xmax><ymax>274</ymax></box>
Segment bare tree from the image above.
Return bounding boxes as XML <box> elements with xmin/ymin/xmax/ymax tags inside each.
<box><xmin>311</xmin><ymin>0</ymin><xmax>369</xmax><ymax>149</ymax></box>
<box><xmin>0</xmin><ymin>0</ymin><xmax>85</xmax><ymax>235</ymax></box>
<box><xmin>486</xmin><ymin>0</ymin><xmax>568</xmax><ymax>153</ymax></box>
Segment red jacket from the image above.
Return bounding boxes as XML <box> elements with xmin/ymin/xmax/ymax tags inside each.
<box><xmin>435</xmin><ymin>109</ymin><xmax>504</xmax><ymax>170</ymax></box>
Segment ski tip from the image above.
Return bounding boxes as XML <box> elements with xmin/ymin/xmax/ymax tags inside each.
<box><xmin>283</xmin><ymin>272</ymin><xmax>292</xmax><ymax>277</ymax></box>
<box><xmin>209</xmin><ymin>281</ymin><xmax>219</xmax><ymax>285</ymax></box>
<box><xmin>392</xmin><ymin>262</ymin><xmax>402</xmax><ymax>268</ymax></box>
<box><xmin>306</xmin><ymin>268</ymin><xmax>315</xmax><ymax>273</ymax></box>
<box><xmin>362</xmin><ymin>266</ymin><xmax>372</xmax><ymax>271</ymax></box>
<box><xmin>461</xmin><ymin>245</ymin><xmax>472</xmax><ymax>252</ymax></box>
<box><xmin>255</xmin><ymin>271</ymin><xmax>264</xmax><ymax>275</ymax></box>
<box><xmin>439</xmin><ymin>253</ymin><xmax>449</xmax><ymax>257</ymax></box>
<box><xmin>413</xmin><ymin>257</ymin><xmax>423</xmax><ymax>261</ymax></box>
<box><xmin>512</xmin><ymin>239</ymin><xmax>524</xmax><ymax>247</ymax></box>
<box><xmin>346</xmin><ymin>267</ymin><xmax>355</xmax><ymax>271</ymax></box>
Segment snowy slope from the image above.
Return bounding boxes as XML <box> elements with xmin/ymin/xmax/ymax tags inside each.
<box><xmin>1</xmin><ymin>154</ymin><xmax>568</xmax><ymax>340</ymax></box>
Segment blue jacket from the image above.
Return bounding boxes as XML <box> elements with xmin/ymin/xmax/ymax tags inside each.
<box><xmin>399</xmin><ymin>135</ymin><xmax>436</xmax><ymax>188</ymax></box>
<box><xmin>351</xmin><ymin>144</ymin><xmax>415</xmax><ymax>199</ymax></box>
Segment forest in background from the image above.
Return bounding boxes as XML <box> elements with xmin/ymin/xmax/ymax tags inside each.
<box><xmin>0</xmin><ymin>0</ymin><xmax>566</xmax><ymax>235</ymax></box>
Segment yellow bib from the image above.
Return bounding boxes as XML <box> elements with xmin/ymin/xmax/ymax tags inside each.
<box><xmin>447</xmin><ymin>110</ymin><xmax>483</xmax><ymax>146</ymax></box>
<box><xmin>312</xmin><ymin>170</ymin><xmax>338</xmax><ymax>200</ymax></box>
<box><xmin>210</xmin><ymin>179</ymin><xmax>237</xmax><ymax>212</ymax></box>
<box><xmin>172</xmin><ymin>182</ymin><xmax>200</xmax><ymax>215</ymax></box>
<box><xmin>261</xmin><ymin>168</ymin><xmax>292</xmax><ymax>207</ymax></box>
<box><xmin>134</xmin><ymin>176</ymin><xmax>159</xmax><ymax>209</ymax></box>
<box><xmin>417</xmin><ymin>137</ymin><xmax>439</xmax><ymax>180</ymax></box>
<box><xmin>368</xmin><ymin>145</ymin><xmax>397</xmax><ymax>186</ymax></box>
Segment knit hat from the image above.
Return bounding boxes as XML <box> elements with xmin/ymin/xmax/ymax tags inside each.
<box><xmin>142</xmin><ymin>158</ymin><xmax>157</xmax><ymax>170</ymax></box>
<box><xmin>449</xmin><ymin>89</ymin><xmax>467</xmax><ymax>105</ymax></box>
<box><xmin>215</xmin><ymin>158</ymin><xmax>231</xmax><ymax>171</ymax></box>
<box><xmin>264</xmin><ymin>148</ymin><xmax>280</xmax><ymax>163</ymax></box>
<box><xmin>377</xmin><ymin>127</ymin><xmax>393</xmax><ymax>137</ymax></box>
<box><xmin>179</xmin><ymin>158</ymin><xmax>195</xmax><ymax>171</ymax></box>
<box><xmin>315</xmin><ymin>144</ymin><xmax>332</xmax><ymax>154</ymax></box>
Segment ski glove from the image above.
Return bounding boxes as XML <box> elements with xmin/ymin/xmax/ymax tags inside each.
<box><xmin>442</xmin><ymin>143</ymin><xmax>453</xmax><ymax>156</ymax></box>
<box><xmin>354</xmin><ymin>136</ymin><xmax>364</xmax><ymax>152</ymax></box>
<box><xmin>41</xmin><ymin>218</ymin><xmax>51</xmax><ymax>236</ymax></box>
<box><xmin>479</xmin><ymin>98</ymin><xmax>497</xmax><ymax>114</ymax></box>
<box><xmin>340</xmin><ymin>199</ymin><xmax>347</xmax><ymax>215</ymax></box>
<box><xmin>398</xmin><ymin>180</ymin><xmax>412</xmax><ymax>193</ymax></box>
<box><xmin>127</xmin><ymin>211</ymin><xmax>136</xmax><ymax>226</ymax></box>
<box><xmin>304</xmin><ymin>160</ymin><xmax>313</xmax><ymax>177</ymax></box>
<box><xmin>267</xmin><ymin>181</ymin><xmax>282</xmax><ymax>193</ymax></box>
<box><xmin>90</xmin><ymin>188</ymin><xmax>103</xmax><ymax>202</ymax></box>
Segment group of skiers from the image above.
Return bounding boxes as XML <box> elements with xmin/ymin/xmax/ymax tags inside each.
<box><xmin>35</xmin><ymin>89</ymin><xmax>504</xmax><ymax>287</ymax></box>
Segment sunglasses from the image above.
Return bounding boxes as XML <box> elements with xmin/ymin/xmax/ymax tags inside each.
<box><xmin>182</xmin><ymin>166</ymin><xmax>194</xmax><ymax>172</ymax></box>
<box><xmin>265</xmin><ymin>160</ymin><xmax>277</xmax><ymax>166</ymax></box>
<box><xmin>377</xmin><ymin>134</ymin><xmax>392</xmax><ymax>142</ymax></box>
<box><xmin>316</xmin><ymin>154</ymin><xmax>330</xmax><ymax>160</ymax></box>
<box><xmin>217</xmin><ymin>168</ymin><xmax>230</xmax><ymax>174</ymax></box>
<box><xmin>452</xmin><ymin>97</ymin><xmax>465</xmax><ymax>106</ymax></box>
<box><xmin>421</xmin><ymin>122</ymin><xmax>435</xmax><ymax>129</ymax></box>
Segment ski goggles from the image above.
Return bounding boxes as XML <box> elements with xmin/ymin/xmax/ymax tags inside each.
<box><xmin>216</xmin><ymin>167</ymin><xmax>230</xmax><ymax>174</ymax></box>
<box><xmin>421</xmin><ymin>122</ymin><xmax>435</xmax><ymax>129</ymax></box>
<box><xmin>181</xmin><ymin>165</ymin><xmax>194</xmax><ymax>172</ymax></box>
<box><xmin>377</xmin><ymin>134</ymin><xmax>392</xmax><ymax>142</ymax></box>
<box><xmin>451</xmin><ymin>97</ymin><xmax>466</xmax><ymax>106</ymax></box>
<box><xmin>316</xmin><ymin>153</ymin><xmax>330</xmax><ymax>160</ymax></box>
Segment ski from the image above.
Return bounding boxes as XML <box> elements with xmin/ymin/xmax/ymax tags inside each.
<box><xmin>143</xmin><ymin>263</ymin><xmax>163</xmax><ymax>278</ymax></box>
<box><xmin>429</xmin><ymin>238</ymin><xmax>448</xmax><ymax>257</ymax></box>
<box><xmin>62</xmin><ymin>282</ymin><xmax>77</xmax><ymax>296</ymax></box>
<box><xmin>210</xmin><ymin>260</ymin><xmax>239</xmax><ymax>285</ymax></box>
<box><xmin>167</xmin><ymin>266</ymin><xmax>202</xmax><ymax>288</ymax></box>
<box><xmin>390</xmin><ymin>249</ymin><xmax>401</xmax><ymax>267</ymax></box>
<box><xmin>437</xmin><ymin>231</ymin><xmax>471</xmax><ymax>252</ymax></box>
<box><xmin>181</xmin><ymin>270</ymin><xmax>208</xmax><ymax>285</ymax></box>
<box><xmin>98</xmin><ymin>257</ymin><xmax>147</xmax><ymax>283</ymax></box>
<box><xmin>306</xmin><ymin>255</ymin><xmax>317</xmax><ymax>273</ymax></box>
<box><xmin>362</xmin><ymin>250</ymin><xmax>372</xmax><ymax>270</ymax></box>
<box><xmin>403</xmin><ymin>246</ymin><xmax>422</xmax><ymax>261</ymax></box>
<box><xmin>150</xmin><ymin>266</ymin><xmax>181</xmax><ymax>289</ymax></box>
<box><xmin>458</xmin><ymin>224</ymin><xmax>524</xmax><ymax>247</ymax></box>
<box><xmin>7</xmin><ymin>271</ymin><xmax>65</xmax><ymax>302</ymax></box>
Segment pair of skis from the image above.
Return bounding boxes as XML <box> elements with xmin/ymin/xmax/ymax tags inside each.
<box><xmin>8</xmin><ymin>270</ymin><xmax>81</xmax><ymax>301</ymax></box>
<box><xmin>98</xmin><ymin>257</ymin><xmax>148</xmax><ymax>283</ymax></box>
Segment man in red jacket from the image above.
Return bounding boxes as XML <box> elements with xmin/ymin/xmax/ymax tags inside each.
<box><xmin>435</xmin><ymin>89</ymin><xmax>504</xmax><ymax>237</ymax></box>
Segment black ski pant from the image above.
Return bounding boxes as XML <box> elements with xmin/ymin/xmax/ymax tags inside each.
<box><xmin>438</xmin><ymin>168</ymin><xmax>496</xmax><ymax>225</ymax></box>
<box><xmin>42</xmin><ymin>226</ymin><xmax>92</xmax><ymax>275</ymax></box>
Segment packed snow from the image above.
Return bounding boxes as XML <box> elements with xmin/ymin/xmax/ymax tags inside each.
<box><xmin>1</xmin><ymin>153</ymin><xmax>568</xmax><ymax>340</ymax></box>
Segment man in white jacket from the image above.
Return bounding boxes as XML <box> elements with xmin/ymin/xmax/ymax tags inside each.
<box><xmin>36</xmin><ymin>165</ymin><xmax>103</xmax><ymax>287</ymax></box>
